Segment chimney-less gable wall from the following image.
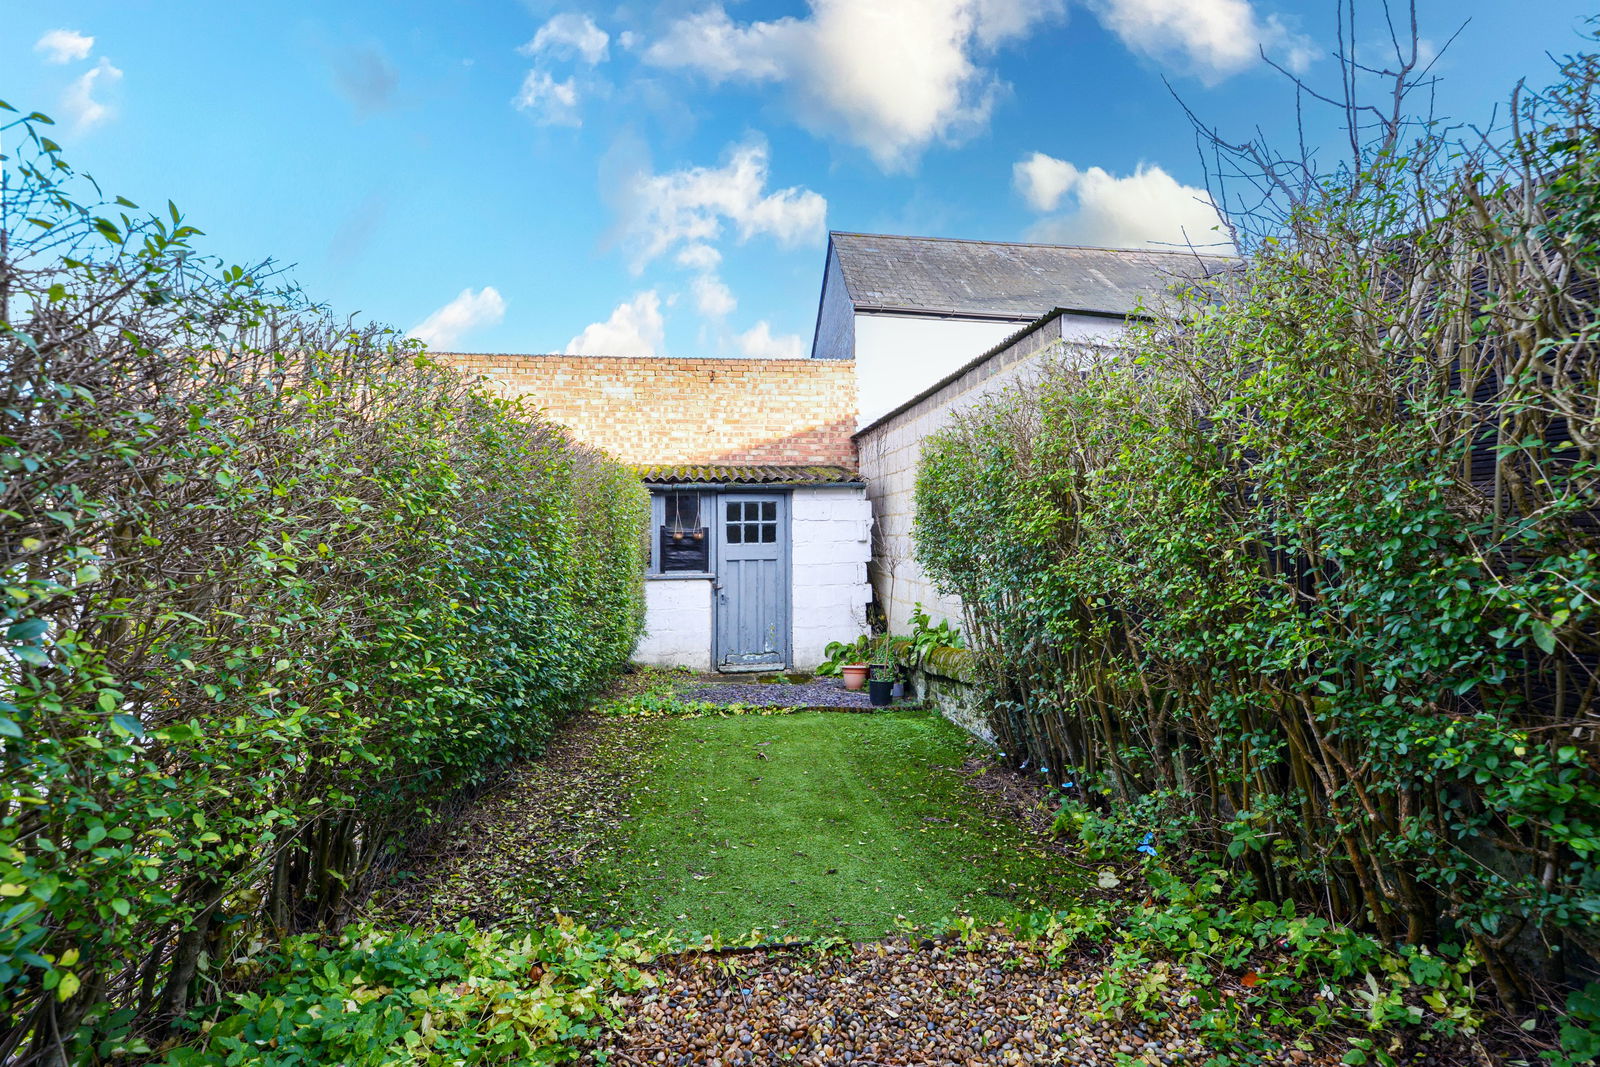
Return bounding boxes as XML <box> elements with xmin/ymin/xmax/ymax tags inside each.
<box><xmin>809</xmin><ymin>243</ymin><xmax>855</xmax><ymax>361</ymax></box>
<box><xmin>437</xmin><ymin>354</ymin><xmax>858</xmax><ymax>468</ymax></box>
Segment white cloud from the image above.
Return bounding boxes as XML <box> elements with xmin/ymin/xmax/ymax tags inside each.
<box><xmin>409</xmin><ymin>287</ymin><xmax>507</xmax><ymax>349</ymax></box>
<box><xmin>522</xmin><ymin>13</ymin><xmax>610</xmax><ymax>65</ymax></box>
<box><xmin>973</xmin><ymin>0</ymin><xmax>1068</xmax><ymax>47</ymax></box>
<box><xmin>1016</xmin><ymin>154</ymin><xmax>1232</xmax><ymax>251</ymax></box>
<box><xmin>1087</xmin><ymin>0</ymin><xmax>1313</xmax><ymax>83</ymax></box>
<box><xmin>566</xmin><ymin>291</ymin><xmax>666</xmax><ymax>356</ymax></box>
<box><xmin>644</xmin><ymin>0</ymin><xmax>1064</xmax><ymax>171</ymax></box>
<box><xmin>736</xmin><ymin>321</ymin><xmax>805</xmax><ymax>360</ymax></box>
<box><xmin>62</xmin><ymin>57</ymin><xmax>122</xmax><ymax>132</ymax></box>
<box><xmin>620</xmin><ymin>139</ymin><xmax>826</xmax><ymax>272</ymax></box>
<box><xmin>1013</xmin><ymin>151</ymin><xmax>1079</xmax><ymax>212</ymax></box>
<box><xmin>35</xmin><ymin>29</ymin><xmax>95</xmax><ymax>63</ymax></box>
<box><xmin>675</xmin><ymin>243</ymin><xmax>723</xmax><ymax>271</ymax></box>
<box><xmin>692</xmin><ymin>274</ymin><xmax>737</xmax><ymax>319</ymax></box>
<box><xmin>513</xmin><ymin>70</ymin><xmax>581</xmax><ymax>125</ymax></box>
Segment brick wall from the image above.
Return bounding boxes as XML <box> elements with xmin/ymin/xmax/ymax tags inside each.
<box><xmin>437</xmin><ymin>353</ymin><xmax>858</xmax><ymax>468</ymax></box>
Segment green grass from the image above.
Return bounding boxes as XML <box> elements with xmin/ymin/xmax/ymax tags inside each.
<box><xmin>593</xmin><ymin>710</ymin><xmax>1087</xmax><ymax>939</ymax></box>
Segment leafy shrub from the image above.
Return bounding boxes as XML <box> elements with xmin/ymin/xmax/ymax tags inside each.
<box><xmin>904</xmin><ymin>603</ymin><xmax>963</xmax><ymax>655</ymax></box>
<box><xmin>815</xmin><ymin>635</ymin><xmax>872</xmax><ymax>676</ymax></box>
<box><xmin>0</xmin><ymin>110</ymin><xmax>647</xmax><ymax>1059</ymax></box>
<box><xmin>1001</xmin><ymin>862</ymin><xmax>1483</xmax><ymax>1064</ymax></box>
<box><xmin>914</xmin><ymin>48</ymin><xmax>1600</xmax><ymax>1015</ymax></box>
<box><xmin>160</xmin><ymin>917</ymin><xmax>661</xmax><ymax>1066</ymax></box>
<box><xmin>814</xmin><ymin>607</ymin><xmax>961</xmax><ymax>678</ymax></box>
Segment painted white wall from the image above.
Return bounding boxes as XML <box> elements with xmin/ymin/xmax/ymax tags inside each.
<box><xmin>635</xmin><ymin>578</ymin><xmax>713</xmax><ymax>672</ymax></box>
<box><xmin>859</xmin><ymin>314</ymin><xmax>1128</xmax><ymax>635</ymax></box>
<box><xmin>791</xmin><ymin>486</ymin><xmax>874</xmax><ymax>668</ymax></box>
<box><xmin>853</xmin><ymin>314</ymin><xmax>1019</xmax><ymax>429</ymax></box>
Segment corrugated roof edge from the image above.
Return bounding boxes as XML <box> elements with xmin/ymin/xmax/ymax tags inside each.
<box><xmin>636</xmin><ymin>463</ymin><xmax>861</xmax><ymax>488</ymax></box>
<box><xmin>852</xmin><ymin>308</ymin><xmax>1067</xmax><ymax>440</ymax></box>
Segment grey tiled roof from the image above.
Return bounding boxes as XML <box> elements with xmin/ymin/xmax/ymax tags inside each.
<box><xmin>830</xmin><ymin>231</ymin><xmax>1235</xmax><ymax>319</ymax></box>
<box><xmin>637</xmin><ymin>464</ymin><xmax>859</xmax><ymax>486</ymax></box>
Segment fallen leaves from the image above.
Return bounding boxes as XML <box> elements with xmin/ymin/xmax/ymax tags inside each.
<box><xmin>579</xmin><ymin>936</ymin><xmax>1225</xmax><ymax>1067</ymax></box>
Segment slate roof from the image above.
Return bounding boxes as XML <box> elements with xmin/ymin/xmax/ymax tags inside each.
<box><xmin>636</xmin><ymin>464</ymin><xmax>859</xmax><ymax>486</ymax></box>
<box><xmin>829</xmin><ymin>231</ymin><xmax>1235</xmax><ymax>320</ymax></box>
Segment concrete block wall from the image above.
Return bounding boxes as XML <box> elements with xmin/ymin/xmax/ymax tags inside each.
<box><xmin>790</xmin><ymin>487</ymin><xmax>873</xmax><ymax>668</ymax></box>
<box><xmin>855</xmin><ymin>312</ymin><xmax>1126</xmax><ymax>636</ymax></box>
<box><xmin>436</xmin><ymin>353</ymin><xmax>857</xmax><ymax>468</ymax></box>
<box><xmin>635</xmin><ymin>578</ymin><xmax>713</xmax><ymax>672</ymax></box>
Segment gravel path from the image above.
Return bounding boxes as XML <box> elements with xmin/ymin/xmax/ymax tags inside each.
<box><xmin>683</xmin><ymin>678</ymin><xmax>877</xmax><ymax>709</ymax></box>
<box><xmin>580</xmin><ymin>937</ymin><xmax>1420</xmax><ymax>1067</ymax></box>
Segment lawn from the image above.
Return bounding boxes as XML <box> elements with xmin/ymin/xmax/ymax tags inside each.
<box><xmin>596</xmin><ymin>709</ymin><xmax>1086</xmax><ymax>938</ymax></box>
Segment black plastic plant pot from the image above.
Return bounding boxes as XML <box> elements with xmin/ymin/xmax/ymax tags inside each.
<box><xmin>868</xmin><ymin>678</ymin><xmax>893</xmax><ymax>707</ymax></box>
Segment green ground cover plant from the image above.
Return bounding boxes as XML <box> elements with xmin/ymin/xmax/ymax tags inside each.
<box><xmin>160</xmin><ymin>918</ymin><xmax>664</xmax><ymax>1067</ymax></box>
<box><xmin>0</xmin><ymin>110</ymin><xmax>647</xmax><ymax>1061</ymax></box>
<box><xmin>1003</xmin><ymin>862</ymin><xmax>1486</xmax><ymax>1065</ymax></box>
<box><xmin>588</xmin><ymin>709</ymin><xmax>1087</xmax><ymax>939</ymax></box>
<box><xmin>914</xmin><ymin>42</ymin><xmax>1600</xmax><ymax>1046</ymax></box>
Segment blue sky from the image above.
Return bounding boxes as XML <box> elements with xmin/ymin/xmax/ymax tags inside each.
<box><xmin>7</xmin><ymin>1</ymin><xmax>1594</xmax><ymax>357</ymax></box>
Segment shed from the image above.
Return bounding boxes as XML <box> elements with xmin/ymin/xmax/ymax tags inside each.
<box><xmin>635</xmin><ymin>464</ymin><xmax>871</xmax><ymax>673</ymax></box>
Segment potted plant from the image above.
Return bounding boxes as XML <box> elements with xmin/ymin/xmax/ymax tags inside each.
<box><xmin>867</xmin><ymin>642</ymin><xmax>895</xmax><ymax>707</ymax></box>
<box><xmin>819</xmin><ymin>636</ymin><xmax>871</xmax><ymax>691</ymax></box>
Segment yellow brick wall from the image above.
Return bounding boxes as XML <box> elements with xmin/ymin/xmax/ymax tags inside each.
<box><xmin>435</xmin><ymin>353</ymin><xmax>859</xmax><ymax>468</ymax></box>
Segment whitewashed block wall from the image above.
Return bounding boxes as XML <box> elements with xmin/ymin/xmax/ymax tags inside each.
<box><xmin>790</xmin><ymin>487</ymin><xmax>873</xmax><ymax>668</ymax></box>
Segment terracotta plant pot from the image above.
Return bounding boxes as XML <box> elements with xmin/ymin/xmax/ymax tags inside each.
<box><xmin>841</xmin><ymin>664</ymin><xmax>869</xmax><ymax>691</ymax></box>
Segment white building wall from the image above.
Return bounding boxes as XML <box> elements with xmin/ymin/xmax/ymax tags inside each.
<box><xmin>635</xmin><ymin>578</ymin><xmax>713</xmax><ymax>672</ymax></box>
<box><xmin>858</xmin><ymin>313</ymin><xmax>1127</xmax><ymax>636</ymax></box>
<box><xmin>790</xmin><ymin>487</ymin><xmax>873</xmax><ymax>669</ymax></box>
<box><xmin>853</xmin><ymin>314</ymin><xmax>1020</xmax><ymax>429</ymax></box>
<box><xmin>633</xmin><ymin>487</ymin><xmax>872</xmax><ymax>672</ymax></box>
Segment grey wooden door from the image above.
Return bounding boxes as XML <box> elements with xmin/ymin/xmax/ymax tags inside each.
<box><xmin>714</xmin><ymin>494</ymin><xmax>788</xmax><ymax>670</ymax></box>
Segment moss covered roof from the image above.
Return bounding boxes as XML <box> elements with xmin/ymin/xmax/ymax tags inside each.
<box><xmin>636</xmin><ymin>464</ymin><xmax>859</xmax><ymax>486</ymax></box>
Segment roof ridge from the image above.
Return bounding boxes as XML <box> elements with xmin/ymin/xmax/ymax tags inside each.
<box><xmin>828</xmin><ymin>230</ymin><xmax>1238</xmax><ymax>259</ymax></box>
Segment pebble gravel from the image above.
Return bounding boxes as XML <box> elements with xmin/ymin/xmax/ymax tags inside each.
<box><xmin>683</xmin><ymin>678</ymin><xmax>878</xmax><ymax>710</ymax></box>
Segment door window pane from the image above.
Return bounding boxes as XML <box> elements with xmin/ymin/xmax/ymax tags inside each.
<box><xmin>722</xmin><ymin>499</ymin><xmax>780</xmax><ymax>549</ymax></box>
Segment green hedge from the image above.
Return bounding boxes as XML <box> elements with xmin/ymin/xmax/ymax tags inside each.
<box><xmin>914</xmin><ymin>51</ymin><xmax>1600</xmax><ymax>1009</ymax></box>
<box><xmin>0</xmin><ymin>116</ymin><xmax>647</xmax><ymax>1060</ymax></box>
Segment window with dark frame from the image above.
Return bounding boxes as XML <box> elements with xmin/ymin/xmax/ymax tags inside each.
<box><xmin>658</xmin><ymin>491</ymin><xmax>709</xmax><ymax>572</ymax></box>
<box><xmin>724</xmin><ymin>500</ymin><xmax>778</xmax><ymax>544</ymax></box>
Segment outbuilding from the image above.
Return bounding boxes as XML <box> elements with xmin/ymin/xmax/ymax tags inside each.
<box><xmin>635</xmin><ymin>464</ymin><xmax>870</xmax><ymax>672</ymax></box>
